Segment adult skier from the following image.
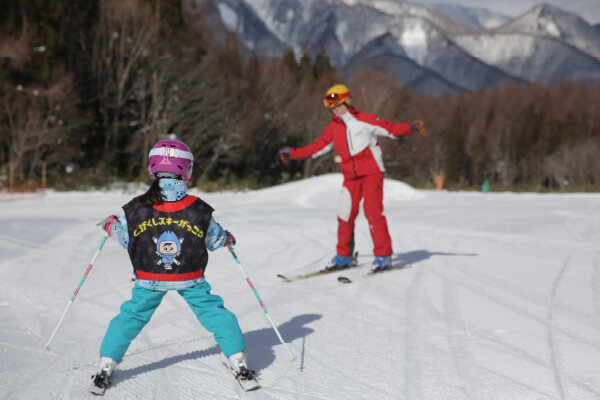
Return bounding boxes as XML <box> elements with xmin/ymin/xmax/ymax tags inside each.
<box><xmin>91</xmin><ymin>139</ymin><xmax>258</xmax><ymax>394</ymax></box>
<box><xmin>279</xmin><ymin>84</ymin><xmax>426</xmax><ymax>271</ymax></box>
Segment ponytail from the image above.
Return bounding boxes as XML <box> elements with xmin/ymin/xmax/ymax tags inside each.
<box><xmin>138</xmin><ymin>179</ymin><xmax>163</xmax><ymax>208</ymax></box>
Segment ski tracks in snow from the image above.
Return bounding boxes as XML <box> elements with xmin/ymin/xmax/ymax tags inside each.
<box><xmin>428</xmin><ymin>240</ymin><xmax>600</xmax><ymax>399</ymax></box>
<box><xmin>548</xmin><ymin>257</ymin><xmax>570</xmax><ymax>400</ymax></box>
<box><xmin>402</xmin><ymin>238</ymin><xmax>488</xmax><ymax>400</ymax></box>
<box><xmin>404</xmin><ymin>261</ymin><xmax>427</xmax><ymax>400</ymax></box>
<box><xmin>441</xmin><ymin>256</ymin><xmax>486</xmax><ymax>399</ymax></box>
<box><xmin>593</xmin><ymin>256</ymin><xmax>600</xmax><ymax>325</ymax></box>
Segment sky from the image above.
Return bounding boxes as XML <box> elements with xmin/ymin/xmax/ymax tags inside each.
<box><xmin>2</xmin><ymin>174</ymin><xmax>600</xmax><ymax>399</ymax></box>
<box><xmin>414</xmin><ymin>0</ymin><xmax>600</xmax><ymax>24</ymax></box>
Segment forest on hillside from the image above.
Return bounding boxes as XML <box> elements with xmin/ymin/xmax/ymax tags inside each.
<box><xmin>2</xmin><ymin>0</ymin><xmax>600</xmax><ymax>191</ymax></box>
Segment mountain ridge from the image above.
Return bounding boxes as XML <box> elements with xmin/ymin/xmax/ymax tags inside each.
<box><xmin>189</xmin><ymin>0</ymin><xmax>600</xmax><ymax>94</ymax></box>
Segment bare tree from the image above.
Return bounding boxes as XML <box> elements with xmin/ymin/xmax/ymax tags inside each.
<box><xmin>0</xmin><ymin>71</ymin><xmax>81</xmax><ymax>184</ymax></box>
<box><xmin>90</xmin><ymin>0</ymin><xmax>160</xmax><ymax>168</ymax></box>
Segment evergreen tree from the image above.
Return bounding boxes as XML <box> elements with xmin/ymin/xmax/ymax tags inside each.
<box><xmin>219</xmin><ymin>32</ymin><xmax>243</xmax><ymax>78</ymax></box>
<box><xmin>140</xmin><ymin>0</ymin><xmax>186</xmax><ymax>42</ymax></box>
<box><xmin>313</xmin><ymin>45</ymin><xmax>335</xmax><ymax>80</ymax></box>
<box><xmin>444</xmin><ymin>107</ymin><xmax>467</xmax><ymax>183</ymax></box>
<box><xmin>298</xmin><ymin>46</ymin><xmax>313</xmax><ymax>82</ymax></box>
<box><xmin>282</xmin><ymin>47</ymin><xmax>298</xmax><ymax>76</ymax></box>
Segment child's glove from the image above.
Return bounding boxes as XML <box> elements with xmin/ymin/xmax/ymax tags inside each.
<box><xmin>97</xmin><ymin>215</ymin><xmax>119</xmax><ymax>236</ymax></box>
<box><xmin>225</xmin><ymin>231</ymin><xmax>236</xmax><ymax>248</ymax></box>
<box><xmin>410</xmin><ymin>120</ymin><xmax>426</xmax><ymax>135</ymax></box>
<box><xmin>279</xmin><ymin>147</ymin><xmax>292</xmax><ymax>163</ymax></box>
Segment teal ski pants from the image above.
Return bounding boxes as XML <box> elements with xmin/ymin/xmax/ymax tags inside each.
<box><xmin>99</xmin><ymin>282</ymin><xmax>245</xmax><ymax>362</ymax></box>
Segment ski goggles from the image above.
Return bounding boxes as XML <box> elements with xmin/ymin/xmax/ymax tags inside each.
<box><xmin>148</xmin><ymin>147</ymin><xmax>194</xmax><ymax>161</ymax></box>
<box><xmin>323</xmin><ymin>91</ymin><xmax>351</xmax><ymax>108</ymax></box>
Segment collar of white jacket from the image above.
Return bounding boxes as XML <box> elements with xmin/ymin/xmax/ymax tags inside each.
<box><xmin>338</xmin><ymin>112</ymin><xmax>355</xmax><ymax>125</ymax></box>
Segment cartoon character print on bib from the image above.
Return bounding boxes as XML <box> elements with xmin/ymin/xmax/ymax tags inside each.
<box><xmin>153</xmin><ymin>230</ymin><xmax>184</xmax><ymax>270</ymax></box>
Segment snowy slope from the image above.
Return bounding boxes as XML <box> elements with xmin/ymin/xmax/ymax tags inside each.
<box><xmin>2</xmin><ymin>174</ymin><xmax>600</xmax><ymax>399</ymax></box>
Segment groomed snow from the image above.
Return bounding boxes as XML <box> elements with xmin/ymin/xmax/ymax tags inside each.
<box><xmin>1</xmin><ymin>173</ymin><xmax>600</xmax><ymax>399</ymax></box>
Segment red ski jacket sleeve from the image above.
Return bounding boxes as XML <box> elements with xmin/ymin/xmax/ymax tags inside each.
<box><xmin>289</xmin><ymin>108</ymin><xmax>415</xmax><ymax>161</ymax></box>
<box><xmin>358</xmin><ymin>111</ymin><xmax>414</xmax><ymax>137</ymax></box>
<box><xmin>290</xmin><ymin>125</ymin><xmax>334</xmax><ymax>160</ymax></box>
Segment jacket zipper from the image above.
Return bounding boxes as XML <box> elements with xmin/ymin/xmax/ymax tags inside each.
<box><xmin>345</xmin><ymin>122</ymin><xmax>358</xmax><ymax>178</ymax></box>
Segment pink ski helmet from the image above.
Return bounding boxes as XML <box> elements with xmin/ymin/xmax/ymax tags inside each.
<box><xmin>148</xmin><ymin>139</ymin><xmax>194</xmax><ymax>181</ymax></box>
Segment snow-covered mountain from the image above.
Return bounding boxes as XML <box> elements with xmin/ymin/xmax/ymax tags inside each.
<box><xmin>428</xmin><ymin>3</ymin><xmax>510</xmax><ymax>30</ymax></box>
<box><xmin>342</xmin><ymin>23</ymin><xmax>524</xmax><ymax>95</ymax></box>
<box><xmin>495</xmin><ymin>4</ymin><xmax>600</xmax><ymax>59</ymax></box>
<box><xmin>337</xmin><ymin>0</ymin><xmax>473</xmax><ymax>34</ymax></box>
<box><xmin>452</xmin><ymin>33</ymin><xmax>600</xmax><ymax>85</ymax></box>
<box><xmin>189</xmin><ymin>0</ymin><xmax>600</xmax><ymax>94</ymax></box>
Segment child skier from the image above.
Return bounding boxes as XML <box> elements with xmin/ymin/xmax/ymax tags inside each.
<box><xmin>280</xmin><ymin>84</ymin><xmax>426</xmax><ymax>272</ymax></box>
<box><xmin>91</xmin><ymin>139</ymin><xmax>256</xmax><ymax>393</ymax></box>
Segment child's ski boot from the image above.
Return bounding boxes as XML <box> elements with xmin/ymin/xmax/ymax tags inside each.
<box><xmin>90</xmin><ymin>356</ymin><xmax>116</xmax><ymax>396</ymax></box>
<box><xmin>227</xmin><ymin>351</ymin><xmax>260</xmax><ymax>391</ymax></box>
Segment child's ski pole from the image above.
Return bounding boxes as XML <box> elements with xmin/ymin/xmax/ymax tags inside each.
<box><xmin>41</xmin><ymin>235</ymin><xmax>109</xmax><ymax>357</ymax></box>
<box><xmin>228</xmin><ymin>245</ymin><xmax>296</xmax><ymax>361</ymax></box>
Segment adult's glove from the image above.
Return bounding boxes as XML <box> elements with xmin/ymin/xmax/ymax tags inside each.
<box><xmin>97</xmin><ymin>215</ymin><xmax>119</xmax><ymax>236</ymax></box>
<box><xmin>410</xmin><ymin>120</ymin><xmax>426</xmax><ymax>135</ymax></box>
<box><xmin>279</xmin><ymin>147</ymin><xmax>292</xmax><ymax>163</ymax></box>
<box><xmin>225</xmin><ymin>231</ymin><xmax>236</xmax><ymax>248</ymax></box>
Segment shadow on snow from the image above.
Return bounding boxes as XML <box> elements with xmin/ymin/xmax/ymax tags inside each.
<box><xmin>114</xmin><ymin>313</ymin><xmax>321</xmax><ymax>384</ymax></box>
<box><xmin>390</xmin><ymin>249</ymin><xmax>477</xmax><ymax>268</ymax></box>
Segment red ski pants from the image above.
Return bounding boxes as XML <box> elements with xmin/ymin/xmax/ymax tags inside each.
<box><xmin>336</xmin><ymin>173</ymin><xmax>393</xmax><ymax>257</ymax></box>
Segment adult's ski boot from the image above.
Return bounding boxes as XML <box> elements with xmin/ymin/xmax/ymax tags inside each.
<box><xmin>371</xmin><ymin>255</ymin><xmax>392</xmax><ymax>273</ymax></box>
<box><xmin>324</xmin><ymin>254</ymin><xmax>355</xmax><ymax>270</ymax></box>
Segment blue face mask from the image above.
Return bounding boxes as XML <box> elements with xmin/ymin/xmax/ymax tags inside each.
<box><xmin>158</xmin><ymin>178</ymin><xmax>188</xmax><ymax>201</ymax></box>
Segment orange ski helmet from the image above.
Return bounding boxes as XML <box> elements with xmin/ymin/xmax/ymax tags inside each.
<box><xmin>323</xmin><ymin>84</ymin><xmax>352</xmax><ymax>109</ymax></box>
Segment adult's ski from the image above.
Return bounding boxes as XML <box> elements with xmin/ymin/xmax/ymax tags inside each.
<box><xmin>337</xmin><ymin>263</ymin><xmax>412</xmax><ymax>284</ymax></box>
<box><xmin>277</xmin><ymin>253</ymin><xmax>360</xmax><ymax>282</ymax></box>
<box><xmin>367</xmin><ymin>263</ymin><xmax>411</xmax><ymax>275</ymax></box>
